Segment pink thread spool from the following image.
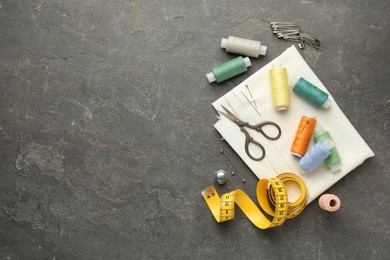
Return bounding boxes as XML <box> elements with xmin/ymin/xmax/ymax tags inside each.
<box><xmin>318</xmin><ymin>194</ymin><xmax>341</xmax><ymax>212</ymax></box>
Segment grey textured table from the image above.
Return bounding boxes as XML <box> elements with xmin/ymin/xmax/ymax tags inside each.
<box><xmin>1</xmin><ymin>0</ymin><xmax>389</xmax><ymax>259</ymax></box>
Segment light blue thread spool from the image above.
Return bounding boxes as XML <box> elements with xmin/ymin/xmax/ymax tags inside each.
<box><xmin>314</xmin><ymin>125</ymin><xmax>341</xmax><ymax>172</ymax></box>
<box><xmin>299</xmin><ymin>139</ymin><xmax>334</xmax><ymax>174</ymax></box>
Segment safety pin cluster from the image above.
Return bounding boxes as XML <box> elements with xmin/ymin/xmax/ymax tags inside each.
<box><xmin>270</xmin><ymin>22</ymin><xmax>320</xmax><ymax>49</ymax></box>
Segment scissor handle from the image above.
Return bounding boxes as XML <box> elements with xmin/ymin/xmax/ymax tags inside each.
<box><xmin>249</xmin><ymin>121</ymin><xmax>282</xmax><ymax>140</ymax></box>
<box><xmin>240</xmin><ymin>127</ymin><xmax>266</xmax><ymax>161</ymax></box>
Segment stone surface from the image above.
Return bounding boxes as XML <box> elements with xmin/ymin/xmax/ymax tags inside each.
<box><xmin>0</xmin><ymin>0</ymin><xmax>389</xmax><ymax>259</ymax></box>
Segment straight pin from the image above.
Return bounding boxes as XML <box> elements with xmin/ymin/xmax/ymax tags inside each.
<box><xmin>241</xmin><ymin>90</ymin><xmax>261</xmax><ymax>117</ymax></box>
<box><xmin>301</xmin><ymin>119</ymin><xmax>310</xmax><ymax>133</ymax></box>
<box><xmin>245</xmin><ymin>84</ymin><xmax>258</xmax><ymax>108</ymax></box>
<box><xmin>220</xmin><ymin>149</ymin><xmax>246</xmax><ymax>183</ymax></box>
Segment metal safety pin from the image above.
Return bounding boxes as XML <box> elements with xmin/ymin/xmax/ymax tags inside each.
<box><xmin>272</xmin><ymin>28</ymin><xmax>300</xmax><ymax>33</ymax></box>
<box><xmin>270</xmin><ymin>22</ymin><xmax>298</xmax><ymax>26</ymax></box>
<box><xmin>270</xmin><ymin>21</ymin><xmax>320</xmax><ymax>50</ymax></box>
<box><xmin>301</xmin><ymin>33</ymin><xmax>320</xmax><ymax>48</ymax></box>
<box><xmin>278</xmin><ymin>31</ymin><xmax>300</xmax><ymax>38</ymax></box>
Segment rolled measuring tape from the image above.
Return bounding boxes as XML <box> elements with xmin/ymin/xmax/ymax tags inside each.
<box><xmin>267</xmin><ymin>173</ymin><xmax>308</xmax><ymax>218</ymax></box>
<box><xmin>201</xmin><ymin>172</ymin><xmax>307</xmax><ymax>229</ymax></box>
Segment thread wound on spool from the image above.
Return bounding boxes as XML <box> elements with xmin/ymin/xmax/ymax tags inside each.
<box><xmin>292</xmin><ymin>77</ymin><xmax>331</xmax><ymax>109</ymax></box>
<box><xmin>299</xmin><ymin>140</ymin><xmax>333</xmax><ymax>173</ymax></box>
<box><xmin>318</xmin><ymin>194</ymin><xmax>341</xmax><ymax>212</ymax></box>
<box><xmin>221</xmin><ymin>36</ymin><xmax>266</xmax><ymax>57</ymax></box>
<box><xmin>269</xmin><ymin>66</ymin><xmax>290</xmax><ymax>110</ymax></box>
<box><xmin>314</xmin><ymin>129</ymin><xmax>341</xmax><ymax>172</ymax></box>
<box><xmin>291</xmin><ymin>115</ymin><xmax>317</xmax><ymax>157</ymax></box>
<box><xmin>206</xmin><ymin>56</ymin><xmax>251</xmax><ymax>83</ymax></box>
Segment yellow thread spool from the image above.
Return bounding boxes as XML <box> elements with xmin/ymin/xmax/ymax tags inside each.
<box><xmin>269</xmin><ymin>65</ymin><xmax>290</xmax><ymax>111</ymax></box>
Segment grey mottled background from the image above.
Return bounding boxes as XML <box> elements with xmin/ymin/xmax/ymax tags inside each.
<box><xmin>0</xmin><ymin>0</ymin><xmax>389</xmax><ymax>259</ymax></box>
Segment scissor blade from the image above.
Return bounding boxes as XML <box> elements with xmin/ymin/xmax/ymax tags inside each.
<box><xmin>217</xmin><ymin>110</ymin><xmax>238</xmax><ymax>123</ymax></box>
<box><xmin>220</xmin><ymin>105</ymin><xmax>239</xmax><ymax>118</ymax></box>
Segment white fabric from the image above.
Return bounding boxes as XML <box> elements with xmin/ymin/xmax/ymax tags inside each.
<box><xmin>212</xmin><ymin>45</ymin><xmax>374</xmax><ymax>203</ymax></box>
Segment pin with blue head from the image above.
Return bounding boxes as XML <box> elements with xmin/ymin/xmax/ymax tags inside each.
<box><xmin>299</xmin><ymin>139</ymin><xmax>334</xmax><ymax>174</ymax></box>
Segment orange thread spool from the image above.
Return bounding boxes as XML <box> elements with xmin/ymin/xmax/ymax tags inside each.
<box><xmin>291</xmin><ymin>115</ymin><xmax>317</xmax><ymax>157</ymax></box>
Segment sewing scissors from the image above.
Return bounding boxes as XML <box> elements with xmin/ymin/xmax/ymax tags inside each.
<box><xmin>218</xmin><ymin>105</ymin><xmax>282</xmax><ymax>161</ymax></box>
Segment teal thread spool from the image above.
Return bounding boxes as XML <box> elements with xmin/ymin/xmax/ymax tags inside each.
<box><xmin>290</xmin><ymin>76</ymin><xmax>332</xmax><ymax>109</ymax></box>
<box><xmin>206</xmin><ymin>56</ymin><xmax>251</xmax><ymax>83</ymax></box>
<box><xmin>313</xmin><ymin>126</ymin><xmax>341</xmax><ymax>172</ymax></box>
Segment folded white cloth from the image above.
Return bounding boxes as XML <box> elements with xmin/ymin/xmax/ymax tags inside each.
<box><xmin>212</xmin><ymin>45</ymin><xmax>374</xmax><ymax>203</ymax></box>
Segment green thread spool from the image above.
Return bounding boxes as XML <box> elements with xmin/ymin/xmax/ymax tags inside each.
<box><xmin>206</xmin><ymin>56</ymin><xmax>251</xmax><ymax>83</ymax></box>
<box><xmin>313</xmin><ymin>126</ymin><xmax>341</xmax><ymax>172</ymax></box>
<box><xmin>291</xmin><ymin>76</ymin><xmax>332</xmax><ymax>109</ymax></box>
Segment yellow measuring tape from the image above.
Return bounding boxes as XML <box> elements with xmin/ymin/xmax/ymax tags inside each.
<box><xmin>201</xmin><ymin>172</ymin><xmax>307</xmax><ymax>229</ymax></box>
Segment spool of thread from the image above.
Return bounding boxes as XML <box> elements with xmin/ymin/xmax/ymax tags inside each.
<box><xmin>290</xmin><ymin>115</ymin><xmax>317</xmax><ymax>157</ymax></box>
<box><xmin>269</xmin><ymin>64</ymin><xmax>290</xmax><ymax>111</ymax></box>
<box><xmin>215</xmin><ymin>170</ymin><xmax>228</xmax><ymax>184</ymax></box>
<box><xmin>290</xmin><ymin>76</ymin><xmax>332</xmax><ymax>109</ymax></box>
<box><xmin>221</xmin><ymin>36</ymin><xmax>267</xmax><ymax>57</ymax></box>
<box><xmin>206</xmin><ymin>57</ymin><xmax>251</xmax><ymax>83</ymax></box>
<box><xmin>299</xmin><ymin>139</ymin><xmax>334</xmax><ymax>173</ymax></box>
<box><xmin>314</xmin><ymin>126</ymin><xmax>341</xmax><ymax>172</ymax></box>
<box><xmin>318</xmin><ymin>194</ymin><xmax>341</xmax><ymax>212</ymax></box>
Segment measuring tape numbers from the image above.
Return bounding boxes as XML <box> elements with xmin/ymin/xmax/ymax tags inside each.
<box><xmin>201</xmin><ymin>172</ymin><xmax>307</xmax><ymax>229</ymax></box>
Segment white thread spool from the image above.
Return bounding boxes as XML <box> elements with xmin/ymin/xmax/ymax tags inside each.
<box><xmin>221</xmin><ymin>36</ymin><xmax>267</xmax><ymax>57</ymax></box>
